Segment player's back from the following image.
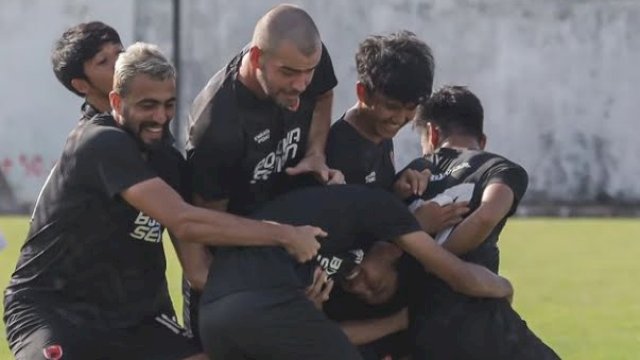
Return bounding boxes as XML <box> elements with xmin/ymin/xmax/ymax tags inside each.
<box><xmin>405</xmin><ymin>148</ymin><xmax>528</xmax><ymax>271</ymax></box>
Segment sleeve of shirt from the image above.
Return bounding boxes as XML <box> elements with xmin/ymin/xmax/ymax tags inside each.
<box><xmin>302</xmin><ymin>42</ymin><xmax>338</xmax><ymax>97</ymax></box>
<box><xmin>357</xmin><ymin>188</ymin><xmax>423</xmax><ymax>243</ymax></box>
<box><xmin>483</xmin><ymin>159</ymin><xmax>529</xmax><ymax>216</ymax></box>
<box><xmin>87</xmin><ymin>128</ymin><xmax>158</xmax><ymax>198</ymax></box>
<box><xmin>401</xmin><ymin>157</ymin><xmax>431</xmax><ymax>173</ymax></box>
<box><xmin>325</xmin><ymin>126</ymin><xmax>367</xmax><ymax>184</ymax></box>
<box><xmin>187</xmin><ymin>102</ymin><xmax>243</xmax><ymax>202</ymax></box>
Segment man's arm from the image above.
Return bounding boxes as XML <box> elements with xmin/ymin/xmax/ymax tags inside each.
<box><xmin>169</xmin><ymin>231</ymin><xmax>209</xmax><ymax>291</ymax></box>
<box><xmin>286</xmin><ymin>90</ymin><xmax>344</xmax><ymax>184</ymax></box>
<box><xmin>393</xmin><ymin>231</ymin><xmax>512</xmax><ymax>298</ymax></box>
<box><xmin>441</xmin><ymin>182</ymin><xmax>514</xmax><ymax>255</ymax></box>
<box><xmin>169</xmin><ymin>196</ymin><xmax>228</xmax><ymax>291</ymax></box>
<box><xmin>121</xmin><ymin>177</ymin><xmax>325</xmax><ymax>262</ymax></box>
<box><xmin>307</xmin><ymin>89</ymin><xmax>332</xmax><ymax>158</ymax></box>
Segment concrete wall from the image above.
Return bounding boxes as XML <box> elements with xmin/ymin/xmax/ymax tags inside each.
<box><xmin>2</xmin><ymin>0</ymin><xmax>639</xmax><ymax>211</ymax></box>
<box><xmin>0</xmin><ymin>0</ymin><xmax>135</xmax><ymax>211</ymax></box>
<box><xmin>170</xmin><ymin>0</ymin><xmax>640</xmax><ymax>205</ymax></box>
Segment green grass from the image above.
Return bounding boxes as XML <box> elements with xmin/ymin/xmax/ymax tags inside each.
<box><xmin>1</xmin><ymin>216</ymin><xmax>639</xmax><ymax>359</ymax></box>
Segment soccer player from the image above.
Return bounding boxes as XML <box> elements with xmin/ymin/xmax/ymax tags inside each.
<box><xmin>325</xmin><ymin>31</ymin><xmax>432</xmax><ymax>196</ymax></box>
<box><xmin>399</xmin><ymin>85</ymin><xmax>560</xmax><ymax>359</ymax></box>
<box><xmin>183</xmin><ymin>4</ymin><xmax>343</xmax><ymax>343</ymax></box>
<box><xmin>323</xmin><ymin>31</ymin><xmax>465</xmax><ymax>359</ymax></box>
<box><xmin>3</xmin><ymin>42</ymin><xmax>323</xmax><ymax>360</ymax></box>
<box><xmin>51</xmin><ymin>21</ymin><xmax>123</xmax><ymax>122</ymax></box>
<box><xmin>198</xmin><ymin>185</ymin><xmax>514</xmax><ymax>360</ymax></box>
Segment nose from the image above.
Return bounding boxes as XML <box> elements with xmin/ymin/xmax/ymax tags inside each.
<box><xmin>291</xmin><ymin>73</ymin><xmax>311</xmax><ymax>93</ymax></box>
<box><xmin>150</xmin><ymin>108</ymin><xmax>171</xmax><ymax>126</ymax></box>
<box><xmin>393</xmin><ymin>108</ymin><xmax>416</xmax><ymax>125</ymax></box>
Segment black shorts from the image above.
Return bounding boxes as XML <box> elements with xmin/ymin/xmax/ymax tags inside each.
<box><xmin>182</xmin><ymin>276</ymin><xmax>202</xmax><ymax>348</ymax></box>
<box><xmin>5</xmin><ymin>300</ymin><xmax>201</xmax><ymax>360</ymax></box>
<box><xmin>199</xmin><ymin>288</ymin><xmax>363</xmax><ymax>360</ymax></box>
<box><xmin>410</xmin><ymin>298</ymin><xmax>560</xmax><ymax>360</ymax></box>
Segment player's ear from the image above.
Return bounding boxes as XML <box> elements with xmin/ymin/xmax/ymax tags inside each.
<box><xmin>70</xmin><ymin>78</ymin><xmax>90</xmax><ymax>96</ymax></box>
<box><xmin>109</xmin><ymin>90</ymin><xmax>121</xmax><ymax>114</ymax></box>
<box><xmin>479</xmin><ymin>133</ymin><xmax>487</xmax><ymax>150</ymax></box>
<box><xmin>356</xmin><ymin>82</ymin><xmax>371</xmax><ymax>106</ymax></box>
<box><xmin>428</xmin><ymin>123</ymin><xmax>439</xmax><ymax>149</ymax></box>
<box><xmin>249</xmin><ymin>46</ymin><xmax>263</xmax><ymax>69</ymax></box>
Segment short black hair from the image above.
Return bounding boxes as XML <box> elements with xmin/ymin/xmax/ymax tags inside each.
<box><xmin>416</xmin><ymin>85</ymin><xmax>484</xmax><ymax>140</ymax></box>
<box><xmin>51</xmin><ymin>21</ymin><xmax>121</xmax><ymax>97</ymax></box>
<box><xmin>356</xmin><ymin>31</ymin><xmax>434</xmax><ymax>104</ymax></box>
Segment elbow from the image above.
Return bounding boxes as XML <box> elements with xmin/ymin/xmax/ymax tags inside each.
<box><xmin>448</xmin><ymin>266</ymin><xmax>484</xmax><ymax>296</ymax></box>
<box><xmin>474</xmin><ymin>208</ymin><xmax>501</xmax><ymax>233</ymax></box>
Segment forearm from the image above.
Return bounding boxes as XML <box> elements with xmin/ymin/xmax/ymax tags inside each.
<box><xmin>395</xmin><ymin>231</ymin><xmax>511</xmax><ymax>299</ymax></box>
<box><xmin>173</xmin><ymin>205</ymin><xmax>290</xmax><ymax>247</ymax></box>
<box><xmin>173</xmin><ymin>239</ymin><xmax>211</xmax><ymax>291</ymax></box>
<box><xmin>452</xmin><ymin>262</ymin><xmax>513</xmax><ymax>298</ymax></box>
<box><xmin>444</xmin><ymin>183</ymin><xmax>514</xmax><ymax>255</ymax></box>
<box><xmin>306</xmin><ymin>90</ymin><xmax>333</xmax><ymax>156</ymax></box>
<box><xmin>441</xmin><ymin>210</ymin><xmax>494</xmax><ymax>255</ymax></box>
<box><xmin>340</xmin><ymin>310</ymin><xmax>407</xmax><ymax>346</ymax></box>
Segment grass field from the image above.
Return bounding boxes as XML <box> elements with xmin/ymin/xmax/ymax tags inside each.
<box><xmin>1</xmin><ymin>216</ymin><xmax>639</xmax><ymax>359</ymax></box>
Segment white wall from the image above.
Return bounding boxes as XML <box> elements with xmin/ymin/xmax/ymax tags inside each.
<box><xmin>2</xmin><ymin>0</ymin><xmax>639</xmax><ymax>208</ymax></box>
<box><xmin>174</xmin><ymin>0</ymin><xmax>640</xmax><ymax>203</ymax></box>
<box><xmin>0</xmin><ymin>0</ymin><xmax>135</xmax><ymax>208</ymax></box>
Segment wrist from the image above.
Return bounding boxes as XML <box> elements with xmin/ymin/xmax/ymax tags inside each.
<box><xmin>304</xmin><ymin>150</ymin><xmax>326</xmax><ymax>160</ymax></box>
<box><xmin>274</xmin><ymin>223</ymin><xmax>295</xmax><ymax>247</ymax></box>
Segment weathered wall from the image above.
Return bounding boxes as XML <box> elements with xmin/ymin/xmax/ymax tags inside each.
<box><xmin>0</xmin><ymin>0</ymin><xmax>135</xmax><ymax>211</ymax></box>
<box><xmin>1</xmin><ymin>0</ymin><xmax>639</xmax><ymax>211</ymax></box>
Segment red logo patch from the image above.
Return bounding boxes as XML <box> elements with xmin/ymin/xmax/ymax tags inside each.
<box><xmin>43</xmin><ymin>344</ymin><xmax>63</xmax><ymax>360</ymax></box>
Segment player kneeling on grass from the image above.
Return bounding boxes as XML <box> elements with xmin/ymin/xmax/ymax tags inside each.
<box><xmin>3</xmin><ymin>42</ymin><xmax>326</xmax><ymax>360</ymax></box>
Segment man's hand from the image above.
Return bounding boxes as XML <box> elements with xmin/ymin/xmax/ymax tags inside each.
<box><xmin>414</xmin><ymin>201</ymin><xmax>470</xmax><ymax>235</ymax></box>
<box><xmin>286</xmin><ymin>153</ymin><xmax>345</xmax><ymax>185</ymax></box>
<box><xmin>392</xmin><ymin>168</ymin><xmax>431</xmax><ymax>199</ymax></box>
<box><xmin>278</xmin><ymin>224</ymin><xmax>327</xmax><ymax>263</ymax></box>
<box><xmin>305</xmin><ymin>266</ymin><xmax>334</xmax><ymax>310</ymax></box>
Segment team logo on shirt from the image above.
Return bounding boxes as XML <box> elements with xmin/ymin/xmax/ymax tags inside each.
<box><xmin>365</xmin><ymin>171</ymin><xmax>377</xmax><ymax>184</ymax></box>
<box><xmin>42</xmin><ymin>344</ymin><xmax>63</xmax><ymax>360</ymax></box>
<box><xmin>431</xmin><ymin>162</ymin><xmax>471</xmax><ymax>182</ymax></box>
<box><xmin>317</xmin><ymin>249</ymin><xmax>364</xmax><ymax>277</ymax></box>
<box><xmin>130</xmin><ymin>212</ymin><xmax>162</xmax><ymax>243</ymax></box>
<box><xmin>253</xmin><ymin>129</ymin><xmax>270</xmax><ymax>144</ymax></box>
<box><xmin>251</xmin><ymin>127</ymin><xmax>301</xmax><ymax>183</ymax></box>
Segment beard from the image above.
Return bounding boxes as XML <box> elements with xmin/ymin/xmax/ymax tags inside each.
<box><xmin>119</xmin><ymin>112</ymin><xmax>172</xmax><ymax>152</ymax></box>
<box><xmin>257</xmin><ymin>70</ymin><xmax>301</xmax><ymax>111</ymax></box>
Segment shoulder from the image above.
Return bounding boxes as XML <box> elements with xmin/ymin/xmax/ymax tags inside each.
<box><xmin>477</xmin><ymin>151</ymin><xmax>527</xmax><ymax>176</ymax></box>
<box><xmin>81</xmin><ymin>114</ymin><xmax>137</xmax><ymax>153</ymax></box>
<box><xmin>188</xmin><ymin>72</ymin><xmax>241</xmax><ymax>150</ymax></box>
<box><xmin>328</xmin><ymin>118</ymin><xmax>353</xmax><ymax>139</ymax></box>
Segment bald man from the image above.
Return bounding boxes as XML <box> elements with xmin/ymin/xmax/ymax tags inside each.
<box><xmin>182</xmin><ymin>4</ymin><xmax>341</xmax><ymax>346</ymax></box>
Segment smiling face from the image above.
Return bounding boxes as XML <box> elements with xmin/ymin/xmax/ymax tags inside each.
<box><xmin>357</xmin><ymin>84</ymin><xmax>418</xmax><ymax>141</ymax></box>
<box><xmin>110</xmin><ymin>74</ymin><xmax>176</xmax><ymax>149</ymax></box>
<box><xmin>253</xmin><ymin>39</ymin><xmax>321</xmax><ymax>111</ymax></box>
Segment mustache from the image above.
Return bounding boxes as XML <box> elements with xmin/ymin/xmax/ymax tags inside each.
<box><xmin>139</xmin><ymin>121</ymin><xmax>166</xmax><ymax>130</ymax></box>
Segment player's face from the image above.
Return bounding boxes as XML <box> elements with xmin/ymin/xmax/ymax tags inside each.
<box><xmin>115</xmin><ymin>74</ymin><xmax>176</xmax><ymax>149</ymax></box>
<box><xmin>83</xmin><ymin>42</ymin><xmax>123</xmax><ymax>100</ymax></box>
<box><xmin>364</xmin><ymin>92</ymin><xmax>417</xmax><ymax>140</ymax></box>
<box><xmin>341</xmin><ymin>246</ymin><xmax>399</xmax><ymax>305</ymax></box>
<box><xmin>256</xmin><ymin>40</ymin><xmax>321</xmax><ymax>111</ymax></box>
